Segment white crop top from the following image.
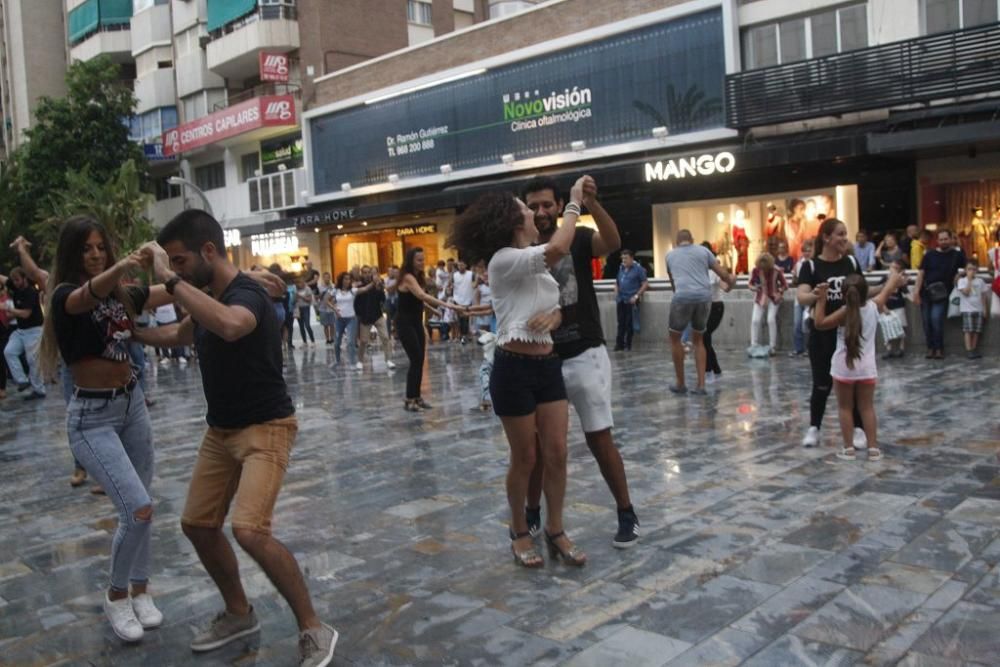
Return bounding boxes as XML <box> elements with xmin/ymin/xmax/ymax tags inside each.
<box><xmin>488</xmin><ymin>244</ymin><xmax>560</xmax><ymax>346</ymax></box>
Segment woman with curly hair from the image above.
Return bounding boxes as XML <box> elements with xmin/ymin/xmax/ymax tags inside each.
<box><xmin>447</xmin><ymin>175</ymin><xmax>588</xmax><ymax>568</ymax></box>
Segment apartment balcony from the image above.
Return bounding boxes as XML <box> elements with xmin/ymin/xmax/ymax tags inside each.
<box><xmin>134</xmin><ymin>68</ymin><xmax>175</xmax><ymax>114</ymax></box>
<box><xmin>69</xmin><ymin>24</ymin><xmax>132</xmax><ymax>63</ymax></box>
<box><xmin>130</xmin><ymin>3</ymin><xmax>172</xmax><ymax>56</ymax></box>
<box><xmin>176</xmin><ymin>50</ymin><xmax>226</xmax><ymax>98</ymax></box>
<box><xmin>725</xmin><ymin>21</ymin><xmax>1000</xmax><ymax>129</ymax></box>
<box><xmin>205</xmin><ymin>2</ymin><xmax>299</xmax><ymax>81</ymax></box>
<box><xmin>247</xmin><ymin>167</ymin><xmax>304</xmax><ymax>213</ymax></box>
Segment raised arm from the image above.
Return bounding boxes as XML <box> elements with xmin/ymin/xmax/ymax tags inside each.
<box><xmin>812</xmin><ymin>284</ymin><xmax>846</xmax><ymax>330</ymax></box>
<box><xmin>62</xmin><ymin>250</ymin><xmax>145</xmax><ymax>316</ymax></box>
<box><xmin>133</xmin><ymin>316</ymin><xmax>195</xmax><ymax>348</ymax></box>
<box><xmin>585</xmin><ymin>177</ymin><xmax>621</xmax><ymax>257</ymax></box>
<box><xmin>10</xmin><ymin>237</ymin><xmax>49</xmax><ymax>286</ymax></box>
<box><xmin>543</xmin><ymin>176</ymin><xmax>586</xmax><ymax>267</ymax></box>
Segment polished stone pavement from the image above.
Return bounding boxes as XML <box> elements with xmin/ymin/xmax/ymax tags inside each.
<box><xmin>1</xmin><ymin>339</ymin><xmax>999</xmax><ymax>666</ymax></box>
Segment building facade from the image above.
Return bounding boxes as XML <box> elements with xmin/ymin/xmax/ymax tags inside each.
<box><xmin>285</xmin><ymin>0</ymin><xmax>999</xmax><ymax>279</ymax></box>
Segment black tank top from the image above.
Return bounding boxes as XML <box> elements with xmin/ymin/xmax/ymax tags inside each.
<box><xmin>397</xmin><ymin>288</ymin><xmax>424</xmax><ymax>325</ymax></box>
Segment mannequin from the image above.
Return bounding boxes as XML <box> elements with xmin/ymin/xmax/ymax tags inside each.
<box><xmin>732</xmin><ymin>209</ymin><xmax>750</xmax><ymax>274</ymax></box>
<box><xmin>714</xmin><ymin>211</ymin><xmax>734</xmax><ymax>272</ymax></box>
<box><xmin>764</xmin><ymin>202</ymin><xmax>786</xmax><ymax>255</ymax></box>
<box><xmin>971</xmin><ymin>206</ymin><xmax>990</xmax><ymax>268</ymax></box>
<box><xmin>785</xmin><ymin>198</ymin><xmax>806</xmax><ymax>261</ymax></box>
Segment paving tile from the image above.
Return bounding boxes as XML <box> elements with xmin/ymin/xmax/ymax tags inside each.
<box><xmin>742</xmin><ymin>634</ymin><xmax>865</xmax><ymax>666</ymax></box>
<box><xmin>910</xmin><ymin>601</ymin><xmax>1000</xmax><ymax>663</ymax></box>
<box><xmin>562</xmin><ymin>626</ymin><xmax>692</xmax><ymax>667</ymax></box>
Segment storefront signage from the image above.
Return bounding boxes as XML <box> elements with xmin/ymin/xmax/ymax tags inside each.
<box><xmin>262</xmin><ymin>134</ymin><xmax>304</xmax><ymax>168</ymax></box>
<box><xmin>259</xmin><ymin>52</ymin><xmax>290</xmax><ymax>82</ymax></box>
<box><xmin>162</xmin><ymin>95</ymin><xmax>297</xmax><ymax>156</ymax></box>
<box><xmin>644</xmin><ymin>151</ymin><xmax>736</xmax><ymax>182</ymax></box>
<box><xmin>250</xmin><ymin>228</ymin><xmax>299</xmax><ymax>256</ymax></box>
<box><xmin>142</xmin><ymin>142</ymin><xmax>171</xmax><ymax>162</ymax></box>
<box><xmin>395</xmin><ymin>224</ymin><xmax>438</xmax><ymax>237</ymax></box>
<box><xmin>310</xmin><ymin>9</ymin><xmax>725</xmax><ymax>194</ymax></box>
<box><xmin>223</xmin><ymin>228</ymin><xmax>242</xmax><ymax>248</ymax></box>
<box><xmin>291</xmin><ymin>208</ymin><xmax>357</xmax><ymax>227</ymax></box>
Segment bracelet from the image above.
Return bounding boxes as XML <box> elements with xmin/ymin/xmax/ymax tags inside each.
<box><xmin>86</xmin><ymin>280</ymin><xmax>101</xmax><ymax>300</ymax></box>
<box><xmin>563</xmin><ymin>202</ymin><xmax>582</xmax><ymax>217</ymax></box>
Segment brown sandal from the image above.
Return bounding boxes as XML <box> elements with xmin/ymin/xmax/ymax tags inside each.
<box><xmin>545</xmin><ymin>531</ymin><xmax>587</xmax><ymax>567</ymax></box>
<box><xmin>510</xmin><ymin>530</ymin><xmax>543</xmax><ymax>568</ymax></box>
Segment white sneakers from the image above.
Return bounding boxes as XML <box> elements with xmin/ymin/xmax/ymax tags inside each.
<box><xmin>386</xmin><ymin>360</ymin><xmax>396</xmax><ymax>369</ymax></box>
<box><xmin>104</xmin><ymin>593</ymin><xmax>143</xmax><ymax>642</ymax></box>
<box><xmin>104</xmin><ymin>592</ymin><xmax>162</xmax><ymax>642</ymax></box>
<box><xmin>853</xmin><ymin>428</ymin><xmax>868</xmax><ymax>449</ymax></box>
<box><xmin>132</xmin><ymin>593</ymin><xmax>163</xmax><ymax>628</ymax></box>
<box><xmin>802</xmin><ymin>426</ymin><xmax>820</xmax><ymax>447</ymax></box>
<box><xmin>354</xmin><ymin>362</ymin><xmax>363</xmax><ymax>371</ymax></box>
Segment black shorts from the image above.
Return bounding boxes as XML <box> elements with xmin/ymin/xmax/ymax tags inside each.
<box><xmin>489</xmin><ymin>349</ymin><xmax>566</xmax><ymax>417</ymax></box>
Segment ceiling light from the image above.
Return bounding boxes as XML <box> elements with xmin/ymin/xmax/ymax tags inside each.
<box><xmin>501</xmin><ymin>154</ymin><xmax>515</xmax><ymax>165</ymax></box>
<box><xmin>341</xmin><ymin>182</ymin><xmax>351</xmax><ymax>192</ymax></box>
<box><xmin>571</xmin><ymin>140</ymin><xmax>586</xmax><ymax>152</ymax></box>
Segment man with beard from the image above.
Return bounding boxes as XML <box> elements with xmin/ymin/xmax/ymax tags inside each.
<box><xmin>133</xmin><ymin>210</ymin><xmax>337</xmax><ymax>667</ymax></box>
<box><xmin>522</xmin><ymin>175</ymin><xmax>640</xmax><ymax>549</ymax></box>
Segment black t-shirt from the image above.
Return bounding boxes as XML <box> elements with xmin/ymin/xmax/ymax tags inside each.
<box><xmin>550</xmin><ymin>227</ymin><xmax>604</xmax><ymax>359</ymax></box>
<box><xmin>304</xmin><ymin>269</ymin><xmax>320</xmax><ymax>294</ymax></box>
<box><xmin>355</xmin><ymin>285</ymin><xmax>385</xmax><ymax>325</ymax></box>
<box><xmin>12</xmin><ymin>285</ymin><xmax>44</xmax><ymax>329</ymax></box>
<box><xmin>797</xmin><ymin>255</ymin><xmax>861</xmax><ymax>313</ymax></box>
<box><xmin>194</xmin><ymin>273</ymin><xmax>294</xmax><ymax>429</ymax></box>
<box><xmin>51</xmin><ymin>284</ymin><xmax>148</xmax><ymax>364</ymax></box>
<box><xmin>880</xmin><ymin>275</ymin><xmax>910</xmax><ymax>310</ymax></box>
<box><xmin>919</xmin><ymin>249</ymin><xmax>966</xmax><ymax>295</ymax></box>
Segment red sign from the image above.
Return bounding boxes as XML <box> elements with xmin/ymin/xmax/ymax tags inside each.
<box><xmin>162</xmin><ymin>95</ymin><xmax>297</xmax><ymax>156</ymax></box>
<box><xmin>259</xmin><ymin>52</ymin><xmax>290</xmax><ymax>82</ymax></box>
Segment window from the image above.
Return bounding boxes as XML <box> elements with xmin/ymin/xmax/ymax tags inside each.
<box><xmin>925</xmin><ymin>0</ymin><xmax>998</xmax><ymax>33</ymax></box>
<box><xmin>741</xmin><ymin>3</ymin><xmax>870</xmax><ymax>69</ymax></box>
<box><xmin>241</xmin><ymin>152</ymin><xmax>260</xmax><ymax>182</ymax></box>
<box><xmin>194</xmin><ymin>162</ymin><xmax>226</xmax><ymax>191</ymax></box>
<box><xmin>407</xmin><ymin>0</ymin><xmax>433</xmax><ymax>24</ymax></box>
<box><xmin>153</xmin><ymin>176</ymin><xmax>181</xmax><ymax>201</ymax></box>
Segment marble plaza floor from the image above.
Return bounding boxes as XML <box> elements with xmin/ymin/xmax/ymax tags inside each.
<box><xmin>2</xmin><ymin>340</ymin><xmax>1000</xmax><ymax>666</ymax></box>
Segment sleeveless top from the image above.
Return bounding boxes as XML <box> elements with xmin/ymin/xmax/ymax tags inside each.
<box><xmin>397</xmin><ymin>281</ymin><xmax>424</xmax><ymax>324</ymax></box>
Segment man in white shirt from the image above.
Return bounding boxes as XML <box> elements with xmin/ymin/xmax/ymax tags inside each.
<box><xmin>451</xmin><ymin>261</ymin><xmax>475</xmax><ymax>343</ymax></box>
<box><xmin>435</xmin><ymin>261</ymin><xmax>449</xmax><ymax>300</ymax></box>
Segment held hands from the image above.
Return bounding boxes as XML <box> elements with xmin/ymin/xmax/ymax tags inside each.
<box><xmin>580</xmin><ymin>175</ymin><xmax>598</xmax><ymax>208</ymax></box>
<box><xmin>815</xmin><ymin>282</ymin><xmax>830</xmax><ymax>301</ymax></box>
<box><xmin>569</xmin><ymin>175</ymin><xmax>589</xmax><ymax>207</ymax></box>
<box><xmin>138</xmin><ymin>242</ymin><xmax>172</xmax><ymax>281</ymax></box>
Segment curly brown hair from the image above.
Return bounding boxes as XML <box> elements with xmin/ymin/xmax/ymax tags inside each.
<box><xmin>447</xmin><ymin>192</ymin><xmax>524</xmax><ymax>266</ymax></box>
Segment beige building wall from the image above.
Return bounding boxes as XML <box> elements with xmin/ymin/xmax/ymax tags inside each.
<box><xmin>0</xmin><ymin>0</ymin><xmax>67</xmax><ymax>154</ymax></box>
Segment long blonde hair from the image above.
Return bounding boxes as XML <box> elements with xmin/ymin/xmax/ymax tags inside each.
<box><xmin>841</xmin><ymin>274</ymin><xmax>869</xmax><ymax>369</ymax></box>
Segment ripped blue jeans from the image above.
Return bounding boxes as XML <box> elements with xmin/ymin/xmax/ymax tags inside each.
<box><xmin>67</xmin><ymin>385</ymin><xmax>154</xmax><ymax>591</ymax></box>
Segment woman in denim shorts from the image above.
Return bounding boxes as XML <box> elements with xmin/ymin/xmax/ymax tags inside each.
<box><xmin>448</xmin><ymin>176</ymin><xmax>591</xmax><ymax>569</ymax></box>
<box><xmin>40</xmin><ymin>217</ymin><xmax>176</xmax><ymax>643</ymax></box>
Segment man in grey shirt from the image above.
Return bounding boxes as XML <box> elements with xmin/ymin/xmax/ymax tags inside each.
<box><xmin>666</xmin><ymin>230</ymin><xmax>735</xmax><ymax>394</ymax></box>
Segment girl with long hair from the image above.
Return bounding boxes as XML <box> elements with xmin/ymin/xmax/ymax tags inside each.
<box><xmin>40</xmin><ymin>216</ymin><xmax>174</xmax><ymax>642</ymax></box>
<box><xmin>447</xmin><ymin>176</ymin><xmax>587</xmax><ymax>568</ymax></box>
<box><xmin>396</xmin><ymin>247</ymin><xmax>460</xmax><ymax>410</ymax></box>
<box><xmin>813</xmin><ymin>271</ymin><xmax>905</xmax><ymax>461</ymax></box>
<box><xmin>332</xmin><ymin>271</ymin><xmax>360</xmax><ymax>368</ymax></box>
<box><xmin>796</xmin><ymin>218</ymin><xmax>870</xmax><ymax>449</ymax></box>
<box><xmin>748</xmin><ymin>252</ymin><xmax>787</xmax><ymax>353</ymax></box>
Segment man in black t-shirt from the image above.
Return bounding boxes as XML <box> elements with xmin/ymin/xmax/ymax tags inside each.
<box><xmin>914</xmin><ymin>228</ymin><xmax>966</xmax><ymax>358</ymax></box>
<box><xmin>1</xmin><ymin>267</ymin><xmax>46</xmax><ymax>399</ymax></box>
<box><xmin>523</xmin><ymin>175</ymin><xmax>640</xmax><ymax>549</ymax></box>
<box><xmin>355</xmin><ymin>266</ymin><xmax>395</xmax><ymax>369</ymax></box>
<box><xmin>135</xmin><ymin>210</ymin><xmax>337</xmax><ymax>666</ymax></box>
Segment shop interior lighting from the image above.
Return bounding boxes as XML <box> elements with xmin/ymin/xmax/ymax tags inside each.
<box><xmin>440</xmin><ymin>164</ymin><xmax>453</xmax><ymax>174</ymax></box>
<box><xmin>501</xmin><ymin>153</ymin><xmax>515</xmax><ymax>165</ymax></box>
<box><xmin>223</xmin><ymin>228</ymin><xmax>242</xmax><ymax>248</ymax></box>
<box><xmin>341</xmin><ymin>182</ymin><xmax>351</xmax><ymax>192</ymax></box>
<box><xmin>388</xmin><ymin>173</ymin><xmax>400</xmax><ymax>184</ymax></box>
<box><xmin>250</xmin><ymin>228</ymin><xmax>298</xmax><ymax>256</ymax></box>
<box><xmin>362</xmin><ymin>221</ymin><xmax>368</xmax><ymax>226</ymax></box>
<box><xmin>313</xmin><ymin>227</ymin><xmax>320</xmax><ymax>233</ymax></box>
<box><xmin>571</xmin><ymin>140</ymin><xmax>586</xmax><ymax>152</ymax></box>
<box><xmin>337</xmin><ymin>224</ymin><xmax>344</xmax><ymax>230</ymax></box>
<box><xmin>364</xmin><ymin>68</ymin><xmax>487</xmax><ymax>105</ymax></box>
<box><xmin>652</xmin><ymin>126</ymin><xmax>669</xmax><ymax>140</ymax></box>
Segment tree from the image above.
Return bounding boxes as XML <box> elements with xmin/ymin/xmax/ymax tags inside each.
<box><xmin>4</xmin><ymin>55</ymin><xmax>146</xmax><ymax>264</ymax></box>
<box><xmin>34</xmin><ymin>160</ymin><xmax>156</xmax><ymax>257</ymax></box>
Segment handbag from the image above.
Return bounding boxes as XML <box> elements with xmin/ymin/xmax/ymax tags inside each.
<box><xmin>947</xmin><ymin>288</ymin><xmax>962</xmax><ymax>319</ymax></box>
<box><xmin>878</xmin><ymin>311</ymin><xmax>904</xmax><ymax>342</ymax></box>
<box><xmin>926</xmin><ymin>281</ymin><xmax>949</xmax><ymax>303</ymax></box>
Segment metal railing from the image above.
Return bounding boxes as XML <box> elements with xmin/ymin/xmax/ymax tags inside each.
<box><xmin>726</xmin><ymin>21</ymin><xmax>1000</xmax><ymax>129</ymax></box>
<box><xmin>212</xmin><ymin>82</ymin><xmax>300</xmax><ymax>113</ymax></box>
<box><xmin>248</xmin><ymin>167</ymin><xmax>303</xmax><ymax>213</ymax></box>
<box><xmin>208</xmin><ymin>1</ymin><xmax>298</xmax><ymax>40</ymax></box>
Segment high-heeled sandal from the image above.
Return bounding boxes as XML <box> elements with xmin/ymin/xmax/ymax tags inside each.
<box><xmin>545</xmin><ymin>531</ymin><xmax>587</xmax><ymax>566</ymax></box>
<box><xmin>415</xmin><ymin>398</ymin><xmax>433</xmax><ymax>410</ymax></box>
<box><xmin>510</xmin><ymin>530</ymin><xmax>543</xmax><ymax>568</ymax></box>
<box><xmin>403</xmin><ymin>399</ymin><xmax>421</xmax><ymax>412</ymax></box>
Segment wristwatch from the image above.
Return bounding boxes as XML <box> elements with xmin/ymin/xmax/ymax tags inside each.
<box><xmin>164</xmin><ymin>275</ymin><xmax>181</xmax><ymax>295</ymax></box>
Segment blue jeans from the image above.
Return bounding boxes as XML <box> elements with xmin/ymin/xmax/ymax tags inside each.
<box><xmin>793</xmin><ymin>302</ymin><xmax>806</xmax><ymax>354</ymax></box>
<box><xmin>67</xmin><ymin>385</ymin><xmax>154</xmax><ymax>591</ymax></box>
<box><xmin>128</xmin><ymin>341</ymin><xmax>148</xmax><ymax>394</ymax></box>
<box><xmin>335</xmin><ymin>316</ymin><xmax>358</xmax><ymax>364</ymax></box>
<box><xmin>921</xmin><ymin>300</ymin><xmax>947</xmax><ymax>351</ymax></box>
<box><xmin>4</xmin><ymin>326</ymin><xmax>44</xmax><ymax>394</ymax></box>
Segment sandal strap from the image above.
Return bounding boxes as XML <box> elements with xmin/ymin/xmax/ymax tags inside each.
<box><xmin>509</xmin><ymin>529</ymin><xmax>531</xmax><ymax>539</ymax></box>
<box><xmin>544</xmin><ymin>531</ymin><xmax>566</xmax><ymax>541</ymax></box>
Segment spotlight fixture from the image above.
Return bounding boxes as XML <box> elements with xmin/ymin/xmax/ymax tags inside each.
<box><xmin>652</xmin><ymin>126</ymin><xmax>669</xmax><ymax>139</ymax></box>
<box><xmin>388</xmin><ymin>173</ymin><xmax>400</xmax><ymax>184</ymax></box>
<box><xmin>571</xmin><ymin>140</ymin><xmax>586</xmax><ymax>152</ymax></box>
<box><xmin>440</xmin><ymin>164</ymin><xmax>453</xmax><ymax>174</ymax></box>
<box><xmin>501</xmin><ymin>154</ymin><xmax>515</xmax><ymax>165</ymax></box>
<box><xmin>341</xmin><ymin>182</ymin><xmax>351</xmax><ymax>192</ymax></box>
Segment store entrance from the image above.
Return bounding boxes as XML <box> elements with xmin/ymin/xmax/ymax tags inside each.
<box><xmin>329</xmin><ymin>228</ymin><xmax>440</xmax><ymax>276</ymax></box>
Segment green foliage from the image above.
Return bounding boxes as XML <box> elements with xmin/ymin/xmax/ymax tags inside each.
<box><xmin>34</xmin><ymin>160</ymin><xmax>155</xmax><ymax>258</ymax></box>
<box><xmin>0</xmin><ymin>55</ymin><xmax>147</xmax><ymax>267</ymax></box>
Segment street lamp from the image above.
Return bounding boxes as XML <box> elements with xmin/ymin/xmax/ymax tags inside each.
<box><xmin>168</xmin><ymin>176</ymin><xmax>214</xmax><ymax>217</ymax></box>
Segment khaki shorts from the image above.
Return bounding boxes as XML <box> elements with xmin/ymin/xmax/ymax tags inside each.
<box><xmin>181</xmin><ymin>415</ymin><xmax>297</xmax><ymax>535</ymax></box>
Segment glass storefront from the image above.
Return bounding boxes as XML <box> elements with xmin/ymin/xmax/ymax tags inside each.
<box><xmin>920</xmin><ymin>175</ymin><xmax>1000</xmax><ymax>268</ymax></box>
<box><xmin>651</xmin><ymin>185</ymin><xmax>859</xmax><ymax>276</ymax></box>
